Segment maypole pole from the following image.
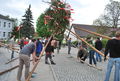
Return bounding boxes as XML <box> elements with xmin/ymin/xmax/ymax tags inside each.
<box><xmin>74</xmin><ymin>27</ymin><xmax>112</xmax><ymax>40</ymax></box>
<box><xmin>66</xmin><ymin>28</ymin><xmax>109</xmax><ymax>58</ymax></box>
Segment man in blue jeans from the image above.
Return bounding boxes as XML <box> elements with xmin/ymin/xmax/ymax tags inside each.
<box><xmin>86</xmin><ymin>37</ymin><xmax>97</xmax><ymax>66</ymax></box>
<box><xmin>104</xmin><ymin>31</ymin><xmax>120</xmax><ymax>81</ymax></box>
<box><xmin>95</xmin><ymin>37</ymin><xmax>103</xmax><ymax>62</ymax></box>
<box><xmin>67</xmin><ymin>38</ymin><xmax>72</xmax><ymax>54</ymax></box>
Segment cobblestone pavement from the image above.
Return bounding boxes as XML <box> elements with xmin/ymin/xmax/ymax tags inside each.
<box><xmin>0</xmin><ymin>46</ymin><xmax>115</xmax><ymax>81</ymax></box>
<box><xmin>52</xmin><ymin>47</ymin><xmax>114</xmax><ymax>81</ymax></box>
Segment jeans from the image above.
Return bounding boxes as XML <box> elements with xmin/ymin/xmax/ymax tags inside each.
<box><xmin>11</xmin><ymin>51</ymin><xmax>14</xmax><ymax>59</ymax></box>
<box><xmin>89</xmin><ymin>50</ymin><xmax>96</xmax><ymax>65</ymax></box>
<box><xmin>45</xmin><ymin>54</ymin><xmax>54</xmax><ymax>63</ymax></box>
<box><xmin>104</xmin><ymin>58</ymin><xmax>120</xmax><ymax>81</ymax></box>
<box><xmin>68</xmin><ymin>46</ymin><xmax>71</xmax><ymax>54</ymax></box>
<box><xmin>95</xmin><ymin>52</ymin><xmax>102</xmax><ymax>62</ymax></box>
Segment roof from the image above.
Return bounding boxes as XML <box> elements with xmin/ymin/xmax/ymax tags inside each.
<box><xmin>0</xmin><ymin>14</ymin><xmax>14</xmax><ymax>21</ymax></box>
<box><xmin>72</xmin><ymin>24</ymin><xmax>120</xmax><ymax>37</ymax></box>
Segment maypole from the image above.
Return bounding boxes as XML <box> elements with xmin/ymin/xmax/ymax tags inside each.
<box><xmin>26</xmin><ymin>0</ymin><xmax>72</xmax><ymax>81</ymax></box>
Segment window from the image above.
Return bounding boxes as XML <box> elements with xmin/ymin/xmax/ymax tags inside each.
<box><xmin>4</xmin><ymin>22</ymin><xmax>6</xmax><ymax>27</ymax></box>
<box><xmin>8</xmin><ymin>23</ymin><xmax>11</xmax><ymax>28</ymax></box>
<box><xmin>3</xmin><ymin>32</ymin><xmax>5</xmax><ymax>37</ymax></box>
<box><xmin>8</xmin><ymin>32</ymin><xmax>11</xmax><ymax>37</ymax></box>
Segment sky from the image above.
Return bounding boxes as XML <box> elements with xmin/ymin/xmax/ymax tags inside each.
<box><xmin>0</xmin><ymin>0</ymin><xmax>119</xmax><ymax>27</ymax></box>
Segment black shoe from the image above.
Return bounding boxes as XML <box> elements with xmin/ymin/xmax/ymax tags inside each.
<box><xmin>45</xmin><ymin>62</ymin><xmax>49</xmax><ymax>64</ymax></box>
<box><xmin>80</xmin><ymin>61</ymin><xmax>84</xmax><ymax>64</ymax></box>
<box><xmin>51</xmin><ymin>62</ymin><xmax>56</xmax><ymax>65</ymax></box>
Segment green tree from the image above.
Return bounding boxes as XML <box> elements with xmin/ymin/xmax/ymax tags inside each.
<box><xmin>105</xmin><ymin>0</ymin><xmax>120</xmax><ymax>28</ymax></box>
<box><xmin>93</xmin><ymin>0</ymin><xmax>120</xmax><ymax>36</ymax></box>
<box><xmin>20</xmin><ymin>5</ymin><xmax>35</xmax><ymax>38</ymax></box>
<box><xmin>11</xmin><ymin>26</ymin><xmax>19</xmax><ymax>39</ymax></box>
<box><xmin>45</xmin><ymin>0</ymin><xmax>71</xmax><ymax>34</ymax></box>
<box><xmin>36</xmin><ymin>0</ymin><xmax>71</xmax><ymax>40</ymax></box>
<box><xmin>36</xmin><ymin>14</ymin><xmax>52</xmax><ymax>37</ymax></box>
<box><xmin>93</xmin><ymin>0</ymin><xmax>120</xmax><ymax>28</ymax></box>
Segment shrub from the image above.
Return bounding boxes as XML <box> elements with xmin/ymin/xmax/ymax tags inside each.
<box><xmin>101</xmin><ymin>39</ymin><xmax>108</xmax><ymax>48</ymax></box>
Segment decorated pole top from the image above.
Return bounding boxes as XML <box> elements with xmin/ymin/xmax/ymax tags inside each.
<box><xmin>43</xmin><ymin>0</ymin><xmax>73</xmax><ymax>35</ymax></box>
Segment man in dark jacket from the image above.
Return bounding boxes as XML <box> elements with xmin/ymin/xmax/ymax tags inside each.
<box><xmin>104</xmin><ymin>31</ymin><xmax>120</xmax><ymax>81</ymax></box>
<box><xmin>95</xmin><ymin>37</ymin><xmax>103</xmax><ymax>62</ymax></box>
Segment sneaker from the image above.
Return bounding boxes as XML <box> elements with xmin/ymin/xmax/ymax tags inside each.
<box><xmin>31</xmin><ymin>74</ymin><xmax>36</xmax><ymax>78</ymax></box>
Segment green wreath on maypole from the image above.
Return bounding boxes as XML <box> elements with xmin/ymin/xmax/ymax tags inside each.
<box><xmin>44</xmin><ymin>0</ymin><xmax>73</xmax><ymax>36</ymax></box>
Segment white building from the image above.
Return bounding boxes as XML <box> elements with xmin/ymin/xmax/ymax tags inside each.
<box><xmin>64</xmin><ymin>25</ymin><xmax>77</xmax><ymax>42</ymax></box>
<box><xmin>0</xmin><ymin>14</ymin><xmax>14</xmax><ymax>40</ymax></box>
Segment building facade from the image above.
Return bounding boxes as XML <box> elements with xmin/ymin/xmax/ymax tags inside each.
<box><xmin>0</xmin><ymin>14</ymin><xmax>14</xmax><ymax>40</ymax></box>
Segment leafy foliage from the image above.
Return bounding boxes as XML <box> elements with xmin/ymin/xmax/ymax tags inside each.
<box><xmin>36</xmin><ymin>14</ymin><xmax>52</xmax><ymax>37</ymax></box>
<box><xmin>36</xmin><ymin>0</ymin><xmax>71</xmax><ymax>40</ymax></box>
<box><xmin>101</xmin><ymin>39</ymin><xmax>108</xmax><ymax>48</ymax></box>
<box><xmin>93</xmin><ymin>1</ymin><xmax>120</xmax><ymax>28</ymax></box>
<box><xmin>11</xmin><ymin>19</ymin><xmax>19</xmax><ymax>39</ymax></box>
<box><xmin>44</xmin><ymin>0</ymin><xmax>71</xmax><ymax>34</ymax></box>
<box><xmin>11</xmin><ymin>26</ymin><xmax>19</xmax><ymax>39</ymax></box>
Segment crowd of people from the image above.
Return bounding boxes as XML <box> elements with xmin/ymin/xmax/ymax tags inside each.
<box><xmin>67</xmin><ymin>31</ymin><xmax>120</xmax><ymax>81</ymax></box>
<box><xmin>8</xmin><ymin>31</ymin><xmax>120</xmax><ymax>81</ymax></box>
<box><xmin>16</xmin><ymin>36</ymin><xmax>61</xmax><ymax>81</ymax></box>
<box><xmin>67</xmin><ymin>37</ymin><xmax>103</xmax><ymax>66</ymax></box>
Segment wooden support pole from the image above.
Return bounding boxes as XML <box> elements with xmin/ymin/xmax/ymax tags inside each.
<box><xmin>67</xmin><ymin>28</ymin><xmax>109</xmax><ymax>59</ymax></box>
<box><xmin>66</xmin><ymin>29</ymin><xmax>102</xmax><ymax>71</ymax></box>
<box><xmin>0</xmin><ymin>42</ymin><xmax>19</xmax><ymax>51</ymax></box>
<box><xmin>5</xmin><ymin>57</ymin><xmax>19</xmax><ymax>64</ymax></box>
<box><xmin>0</xmin><ymin>60</ymin><xmax>33</xmax><ymax>75</ymax></box>
<box><xmin>74</xmin><ymin>27</ymin><xmax>112</xmax><ymax>40</ymax></box>
<box><xmin>26</xmin><ymin>35</ymin><xmax>54</xmax><ymax>81</ymax></box>
<box><xmin>0</xmin><ymin>65</ymin><xmax>19</xmax><ymax>75</ymax></box>
<box><xmin>0</xmin><ymin>42</ymin><xmax>19</xmax><ymax>53</ymax></box>
<box><xmin>79</xmin><ymin>58</ymin><xmax>102</xmax><ymax>71</ymax></box>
